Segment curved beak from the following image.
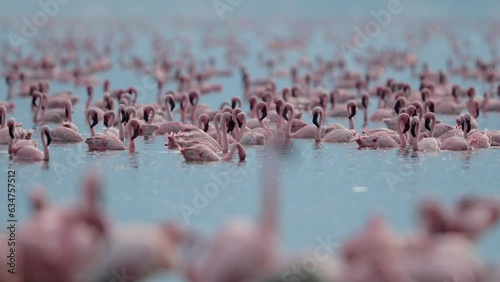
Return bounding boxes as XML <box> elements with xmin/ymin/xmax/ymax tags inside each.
<box><xmin>45</xmin><ymin>130</ymin><xmax>52</xmax><ymax>146</ymax></box>
<box><xmin>466</xmin><ymin>119</ymin><xmax>471</xmax><ymax>133</ymax></box>
<box><xmin>425</xmin><ymin>118</ymin><xmax>431</xmax><ymax>131</ymax></box>
<box><xmin>237</xmin><ymin>118</ymin><xmax>243</xmax><ymax>129</ymax></box>
<box><xmin>260</xmin><ymin>107</ymin><xmax>267</xmax><ymax>121</ymax></box>
<box><xmin>143</xmin><ymin>109</ymin><xmax>149</xmax><ymax>122</ymax></box>
<box><xmin>90</xmin><ymin>114</ymin><xmax>99</xmax><ymax>128</ymax></box>
<box><xmin>403</xmin><ymin>120</ymin><xmax>410</xmax><ymax>134</ymax></box>
<box><xmin>204</xmin><ymin>121</ymin><xmax>209</xmax><ymax>132</ymax></box>
<box><xmin>8</xmin><ymin>125</ymin><xmax>14</xmax><ymax>139</ymax></box>
<box><xmin>282</xmin><ymin>107</ymin><xmax>289</xmax><ymax>121</ymax></box>
<box><xmin>410</xmin><ymin>122</ymin><xmax>417</xmax><ymax>137</ymax></box>
<box><xmin>394</xmin><ymin>100</ymin><xmax>402</xmax><ymax>114</ymax></box>
<box><xmin>362</xmin><ymin>97</ymin><xmax>368</xmax><ymax>108</ymax></box>
<box><xmin>231</xmin><ymin>100</ymin><xmax>237</xmax><ymax>109</ymax></box>
<box><xmin>348</xmin><ymin>105</ymin><xmax>357</xmax><ymax>119</ymax></box>
<box><xmin>475</xmin><ymin>108</ymin><xmax>480</xmax><ymax>119</ymax></box>
<box><xmin>131</xmin><ymin>125</ymin><xmax>140</xmax><ymax>140</ymax></box>
<box><xmin>312</xmin><ymin>113</ymin><xmax>320</xmax><ymax>127</ymax></box>
<box><xmin>103</xmin><ymin>117</ymin><xmax>109</xmax><ymax>128</ymax></box>
<box><xmin>227</xmin><ymin>119</ymin><xmax>236</xmax><ymax>133</ymax></box>
<box><xmin>121</xmin><ymin>110</ymin><xmax>128</xmax><ymax>123</ymax></box>
<box><xmin>169</xmin><ymin>98</ymin><xmax>175</xmax><ymax>111</ymax></box>
<box><xmin>429</xmin><ymin>103</ymin><xmax>435</xmax><ymax>113</ymax></box>
<box><xmin>189</xmin><ymin>96</ymin><xmax>195</xmax><ymax>106</ymax></box>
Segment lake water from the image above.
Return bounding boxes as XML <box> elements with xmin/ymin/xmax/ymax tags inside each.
<box><xmin>1</xmin><ymin>18</ymin><xmax>500</xmax><ymax>282</ymax></box>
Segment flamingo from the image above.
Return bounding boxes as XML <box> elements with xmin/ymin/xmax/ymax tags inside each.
<box><xmin>410</xmin><ymin>116</ymin><xmax>440</xmax><ymax>152</ymax></box>
<box><xmin>179</xmin><ymin>142</ymin><xmax>246</xmax><ymax>162</ymax></box>
<box><xmin>11</xmin><ymin>125</ymin><xmax>51</xmax><ymax>161</ymax></box>
<box><xmin>85</xmin><ymin>118</ymin><xmax>140</xmax><ymax>152</ymax></box>
<box><xmin>439</xmin><ymin>118</ymin><xmax>471</xmax><ymax>151</ymax></box>
<box><xmin>235</xmin><ymin>112</ymin><xmax>266</xmax><ymax>145</ymax></box>
<box><xmin>0</xmin><ymin>106</ymin><xmax>33</xmax><ymax>144</ymax></box>
<box><xmin>312</xmin><ymin>107</ymin><xmax>357</xmax><ymax>143</ymax></box>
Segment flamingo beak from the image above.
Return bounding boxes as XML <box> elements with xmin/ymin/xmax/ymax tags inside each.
<box><xmin>466</xmin><ymin>120</ymin><xmax>471</xmax><ymax>133</ymax></box>
<box><xmin>282</xmin><ymin>107</ymin><xmax>289</xmax><ymax>121</ymax></box>
<box><xmin>312</xmin><ymin>113</ymin><xmax>320</xmax><ymax>127</ymax></box>
<box><xmin>249</xmin><ymin>103</ymin><xmax>254</xmax><ymax>111</ymax></box>
<box><xmin>204</xmin><ymin>122</ymin><xmax>209</xmax><ymax>132</ymax></box>
<box><xmin>121</xmin><ymin>110</ymin><xmax>128</xmax><ymax>123</ymax></box>
<box><xmin>104</xmin><ymin>117</ymin><xmax>109</xmax><ymax>128</ymax></box>
<box><xmin>476</xmin><ymin>108</ymin><xmax>480</xmax><ymax>119</ymax></box>
<box><xmin>8</xmin><ymin>125</ymin><xmax>14</xmax><ymax>139</ymax></box>
<box><xmin>227</xmin><ymin>119</ymin><xmax>235</xmax><ymax>133</ymax></box>
<box><xmin>231</xmin><ymin>100</ymin><xmax>237</xmax><ymax>109</ymax></box>
<box><xmin>132</xmin><ymin>125</ymin><xmax>140</xmax><ymax>140</ymax></box>
<box><xmin>65</xmin><ymin>108</ymin><xmax>69</xmax><ymax>119</ymax></box>
<box><xmin>319</xmin><ymin>99</ymin><xmax>325</xmax><ymax>108</ymax></box>
<box><xmin>429</xmin><ymin>103</ymin><xmax>435</xmax><ymax>113</ymax></box>
<box><xmin>45</xmin><ymin>130</ymin><xmax>52</xmax><ymax>146</ymax></box>
<box><xmin>169</xmin><ymin>99</ymin><xmax>175</xmax><ymax>111</ymax></box>
<box><xmin>425</xmin><ymin>119</ymin><xmax>431</xmax><ymax>131</ymax></box>
<box><xmin>90</xmin><ymin>114</ymin><xmax>99</xmax><ymax>128</ymax></box>
<box><xmin>348</xmin><ymin>106</ymin><xmax>357</xmax><ymax>119</ymax></box>
<box><xmin>403</xmin><ymin>121</ymin><xmax>410</xmax><ymax>134</ymax></box>
<box><xmin>180</xmin><ymin>100</ymin><xmax>185</xmax><ymax>111</ymax></box>
<box><xmin>32</xmin><ymin>96</ymin><xmax>38</xmax><ymax>107</ymax></box>
<box><xmin>276</xmin><ymin>104</ymin><xmax>281</xmax><ymax>115</ymax></box>
<box><xmin>189</xmin><ymin>96</ymin><xmax>195</xmax><ymax>106</ymax></box>
<box><xmin>394</xmin><ymin>100</ymin><xmax>402</xmax><ymax>114</ymax></box>
<box><xmin>362</xmin><ymin>97</ymin><xmax>368</xmax><ymax>108</ymax></box>
<box><xmin>260</xmin><ymin>107</ymin><xmax>267</xmax><ymax>121</ymax></box>
<box><xmin>143</xmin><ymin>110</ymin><xmax>149</xmax><ymax>122</ymax></box>
<box><xmin>237</xmin><ymin>118</ymin><xmax>243</xmax><ymax>129</ymax></box>
<box><xmin>411</xmin><ymin>122</ymin><xmax>417</xmax><ymax>138</ymax></box>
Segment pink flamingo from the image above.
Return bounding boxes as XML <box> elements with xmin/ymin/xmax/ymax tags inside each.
<box><xmin>85</xmin><ymin>118</ymin><xmax>140</xmax><ymax>152</ymax></box>
<box><xmin>11</xmin><ymin>125</ymin><xmax>51</xmax><ymax>161</ymax></box>
<box><xmin>103</xmin><ymin>110</ymin><xmax>119</xmax><ymax>137</ymax></box>
<box><xmin>140</xmin><ymin>105</ymin><xmax>161</xmax><ymax>136</ymax></box>
<box><xmin>166</xmin><ymin>114</ymin><xmax>223</xmax><ymax>153</ymax></box>
<box><xmin>410</xmin><ymin>116</ymin><xmax>439</xmax><ymax>152</ymax></box>
<box><xmin>235</xmin><ymin>112</ymin><xmax>266</xmax><ymax>145</ymax></box>
<box><xmin>439</xmin><ymin>118</ymin><xmax>471</xmax><ymax>151</ymax></box>
<box><xmin>179</xmin><ymin>142</ymin><xmax>246</xmax><ymax>162</ymax></box>
<box><xmin>313</xmin><ymin>107</ymin><xmax>357</xmax><ymax>143</ymax></box>
<box><xmin>49</xmin><ymin>121</ymin><xmax>84</xmax><ymax>143</ymax></box>
<box><xmin>156</xmin><ymin>95</ymin><xmax>190</xmax><ymax>135</ymax></box>
<box><xmin>469</xmin><ymin>131</ymin><xmax>491</xmax><ymax>149</ymax></box>
<box><xmin>369</xmin><ymin>90</ymin><xmax>404</xmax><ymax>122</ymax></box>
<box><xmin>6</xmin><ymin>118</ymin><xmax>37</xmax><ymax>154</ymax></box>
<box><xmin>423</xmin><ymin>112</ymin><xmax>454</xmax><ymax>138</ymax></box>
<box><xmin>0</xmin><ymin>109</ymin><xmax>33</xmax><ymax>145</ymax></box>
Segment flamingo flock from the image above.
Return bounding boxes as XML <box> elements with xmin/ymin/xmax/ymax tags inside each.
<box><xmin>1</xmin><ymin>17</ymin><xmax>500</xmax><ymax>282</ymax></box>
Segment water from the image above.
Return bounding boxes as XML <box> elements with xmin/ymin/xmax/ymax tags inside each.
<box><xmin>1</xmin><ymin>18</ymin><xmax>500</xmax><ymax>281</ymax></box>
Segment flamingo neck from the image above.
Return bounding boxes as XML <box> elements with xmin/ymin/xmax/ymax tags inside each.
<box><xmin>397</xmin><ymin>118</ymin><xmax>406</xmax><ymax>150</ymax></box>
<box><xmin>214</xmin><ymin>118</ymin><xmax>221</xmax><ymax>145</ymax></box>
<box><xmin>165</xmin><ymin>105</ymin><xmax>174</xmax><ymax>122</ymax></box>
<box><xmin>412</xmin><ymin>123</ymin><xmax>420</xmax><ymax>151</ymax></box>
<box><xmin>8</xmin><ymin>132</ymin><xmax>14</xmax><ymax>154</ymax></box>
<box><xmin>315</xmin><ymin>114</ymin><xmax>322</xmax><ymax>142</ymax></box>
<box><xmin>42</xmin><ymin>131</ymin><xmax>50</xmax><ymax>161</ymax></box>
<box><xmin>363</xmin><ymin>108</ymin><xmax>368</xmax><ymax>127</ymax></box>
<box><xmin>181</xmin><ymin>108</ymin><xmax>186</xmax><ymax>124</ymax></box>
<box><xmin>349</xmin><ymin>117</ymin><xmax>355</xmax><ymax>130</ymax></box>
<box><xmin>148</xmin><ymin>108</ymin><xmax>155</xmax><ymax>125</ymax></box>
<box><xmin>430</xmin><ymin>118</ymin><xmax>435</xmax><ymax>137</ymax></box>
<box><xmin>222</xmin><ymin>144</ymin><xmax>239</xmax><ymax>161</ymax></box>
<box><xmin>34</xmin><ymin>103</ymin><xmax>40</xmax><ymax>123</ymax></box>
<box><xmin>286</xmin><ymin>117</ymin><xmax>292</xmax><ymax>139</ymax></box>
<box><xmin>190</xmin><ymin>103</ymin><xmax>197</xmax><ymax>124</ymax></box>
<box><xmin>239</xmin><ymin>118</ymin><xmax>247</xmax><ymax>141</ymax></box>
<box><xmin>221</xmin><ymin>120</ymin><xmax>228</xmax><ymax>154</ymax></box>
<box><xmin>0</xmin><ymin>110</ymin><xmax>5</xmax><ymax>129</ymax></box>
<box><xmin>463</xmin><ymin>123</ymin><xmax>469</xmax><ymax>139</ymax></box>
<box><xmin>259</xmin><ymin>118</ymin><xmax>268</xmax><ymax>130</ymax></box>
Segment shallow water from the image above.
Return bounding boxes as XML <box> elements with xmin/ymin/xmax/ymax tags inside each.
<box><xmin>1</xmin><ymin>20</ymin><xmax>500</xmax><ymax>281</ymax></box>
